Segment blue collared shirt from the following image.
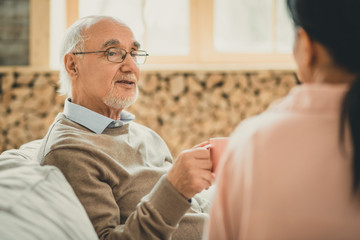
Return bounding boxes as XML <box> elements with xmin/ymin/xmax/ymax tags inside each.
<box><xmin>63</xmin><ymin>98</ymin><xmax>135</xmax><ymax>134</ymax></box>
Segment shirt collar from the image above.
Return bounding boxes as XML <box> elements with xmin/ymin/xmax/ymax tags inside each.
<box><xmin>63</xmin><ymin>98</ymin><xmax>135</xmax><ymax>134</ymax></box>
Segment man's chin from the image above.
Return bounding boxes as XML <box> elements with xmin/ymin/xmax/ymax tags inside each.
<box><xmin>103</xmin><ymin>86</ymin><xmax>139</xmax><ymax>109</ymax></box>
<box><xmin>103</xmin><ymin>94</ymin><xmax>138</xmax><ymax>110</ymax></box>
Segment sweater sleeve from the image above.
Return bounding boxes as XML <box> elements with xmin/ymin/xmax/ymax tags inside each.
<box><xmin>43</xmin><ymin>148</ymin><xmax>191</xmax><ymax>240</ymax></box>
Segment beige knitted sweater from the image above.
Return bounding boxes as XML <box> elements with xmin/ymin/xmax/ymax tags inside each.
<box><xmin>38</xmin><ymin>113</ymin><xmax>210</xmax><ymax>240</ymax></box>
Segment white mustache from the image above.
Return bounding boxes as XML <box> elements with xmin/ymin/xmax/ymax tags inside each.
<box><xmin>116</xmin><ymin>74</ymin><xmax>137</xmax><ymax>83</ymax></box>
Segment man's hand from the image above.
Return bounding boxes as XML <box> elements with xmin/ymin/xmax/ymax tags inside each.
<box><xmin>167</xmin><ymin>147</ymin><xmax>213</xmax><ymax>199</ymax></box>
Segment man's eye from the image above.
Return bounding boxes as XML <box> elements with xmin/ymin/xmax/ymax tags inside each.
<box><xmin>108</xmin><ymin>51</ymin><xmax>117</xmax><ymax>56</ymax></box>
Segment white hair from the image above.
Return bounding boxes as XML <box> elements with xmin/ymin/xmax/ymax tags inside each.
<box><xmin>58</xmin><ymin>15</ymin><xmax>129</xmax><ymax>98</ymax></box>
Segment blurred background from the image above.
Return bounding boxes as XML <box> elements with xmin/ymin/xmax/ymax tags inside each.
<box><xmin>0</xmin><ymin>0</ymin><xmax>298</xmax><ymax>157</ymax></box>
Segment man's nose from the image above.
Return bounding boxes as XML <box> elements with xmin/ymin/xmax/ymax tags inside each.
<box><xmin>120</xmin><ymin>53</ymin><xmax>138</xmax><ymax>73</ymax></box>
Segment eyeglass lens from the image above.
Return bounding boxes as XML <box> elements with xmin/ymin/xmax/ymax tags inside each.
<box><xmin>107</xmin><ymin>48</ymin><xmax>147</xmax><ymax>64</ymax></box>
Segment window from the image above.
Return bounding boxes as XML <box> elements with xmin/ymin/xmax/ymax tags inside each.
<box><xmin>214</xmin><ymin>0</ymin><xmax>274</xmax><ymax>53</ymax></box>
<box><xmin>50</xmin><ymin>0</ymin><xmax>295</xmax><ymax>69</ymax></box>
<box><xmin>0</xmin><ymin>0</ymin><xmax>30</xmax><ymax>66</ymax></box>
<box><xmin>78</xmin><ymin>0</ymin><xmax>189</xmax><ymax>56</ymax></box>
<box><xmin>214</xmin><ymin>0</ymin><xmax>293</xmax><ymax>53</ymax></box>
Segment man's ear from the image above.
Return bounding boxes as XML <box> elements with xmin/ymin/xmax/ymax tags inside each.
<box><xmin>64</xmin><ymin>53</ymin><xmax>78</xmax><ymax>78</ymax></box>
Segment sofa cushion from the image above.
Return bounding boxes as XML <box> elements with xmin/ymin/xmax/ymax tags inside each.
<box><xmin>0</xmin><ymin>140</ymin><xmax>99</xmax><ymax>240</ymax></box>
<box><xmin>0</xmin><ymin>140</ymin><xmax>42</xmax><ymax>170</ymax></box>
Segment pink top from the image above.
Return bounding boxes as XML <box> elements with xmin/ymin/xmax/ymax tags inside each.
<box><xmin>205</xmin><ymin>84</ymin><xmax>360</xmax><ymax>240</ymax></box>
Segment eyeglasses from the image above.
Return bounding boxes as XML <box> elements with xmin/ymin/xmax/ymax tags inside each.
<box><xmin>72</xmin><ymin>47</ymin><xmax>149</xmax><ymax>65</ymax></box>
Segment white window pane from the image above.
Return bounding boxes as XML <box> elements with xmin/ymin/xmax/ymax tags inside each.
<box><xmin>79</xmin><ymin>0</ymin><xmax>145</xmax><ymax>45</ymax></box>
<box><xmin>276</xmin><ymin>0</ymin><xmax>294</xmax><ymax>53</ymax></box>
<box><xmin>144</xmin><ymin>0</ymin><xmax>189</xmax><ymax>55</ymax></box>
<box><xmin>79</xmin><ymin>0</ymin><xmax>189</xmax><ymax>56</ymax></box>
<box><xmin>214</xmin><ymin>0</ymin><xmax>273</xmax><ymax>53</ymax></box>
<box><xmin>50</xmin><ymin>0</ymin><xmax>66</xmax><ymax>69</ymax></box>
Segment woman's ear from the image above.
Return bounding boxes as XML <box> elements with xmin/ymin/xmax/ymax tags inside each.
<box><xmin>293</xmin><ymin>27</ymin><xmax>317</xmax><ymax>82</ymax></box>
<box><xmin>294</xmin><ymin>27</ymin><xmax>316</xmax><ymax>68</ymax></box>
<box><xmin>64</xmin><ymin>53</ymin><xmax>78</xmax><ymax>79</ymax></box>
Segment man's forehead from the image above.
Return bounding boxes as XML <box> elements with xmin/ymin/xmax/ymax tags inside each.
<box><xmin>84</xmin><ymin>19</ymin><xmax>139</xmax><ymax>48</ymax></box>
<box><xmin>102</xmin><ymin>39</ymin><xmax>140</xmax><ymax>49</ymax></box>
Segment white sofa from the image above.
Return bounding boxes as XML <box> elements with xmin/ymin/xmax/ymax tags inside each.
<box><xmin>0</xmin><ymin>140</ymin><xmax>99</xmax><ymax>240</ymax></box>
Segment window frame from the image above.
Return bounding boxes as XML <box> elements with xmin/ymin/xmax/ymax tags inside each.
<box><xmin>27</xmin><ymin>0</ymin><xmax>296</xmax><ymax>70</ymax></box>
<box><xmin>29</xmin><ymin>0</ymin><xmax>50</xmax><ymax>67</ymax></box>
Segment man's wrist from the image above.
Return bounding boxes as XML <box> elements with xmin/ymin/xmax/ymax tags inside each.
<box><xmin>146</xmin><ymin>175</ymin><xmax>191</xmax><ymax>226</ymax></box>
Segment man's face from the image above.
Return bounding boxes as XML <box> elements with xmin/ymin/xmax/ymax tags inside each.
<box><xmin>72</xmin><ymin>19</ymin><xmax>141</xmax><ymax>114</ymax></box>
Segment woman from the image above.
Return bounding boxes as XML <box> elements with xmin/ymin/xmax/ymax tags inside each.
<box><xmin>206</xmin><ymin>0</ymin><xmax>360</xmax><ymax>239</ymax></box>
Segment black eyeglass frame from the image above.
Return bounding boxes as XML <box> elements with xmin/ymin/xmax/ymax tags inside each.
<box><xmin>72</xmin><ymin>47</ymin><xmax>149</xmax><ymax>64</ymax></box>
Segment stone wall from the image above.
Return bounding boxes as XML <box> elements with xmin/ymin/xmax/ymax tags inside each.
<box><xmin>0</xmin><ymin>69</ymin><xmax>298</xmax><ymax>157</ymax></box>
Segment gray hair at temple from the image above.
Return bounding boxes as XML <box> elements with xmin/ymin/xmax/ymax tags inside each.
<box><xmin>58</xmin><ymin>15</ymin><xmax>129</xmax><ymax>98</ymax></box>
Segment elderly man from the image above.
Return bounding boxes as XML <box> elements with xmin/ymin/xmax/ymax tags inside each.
<box><xmin>38</xmin><ymin>16</ymin><xmax>213</xmax><ymax>239</ymax></box>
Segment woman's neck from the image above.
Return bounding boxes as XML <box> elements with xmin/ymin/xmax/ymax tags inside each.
<box><xmin>309</xmin><ymin>64</ymin><xmax>356</xmax><ymax>85</ymax></box>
